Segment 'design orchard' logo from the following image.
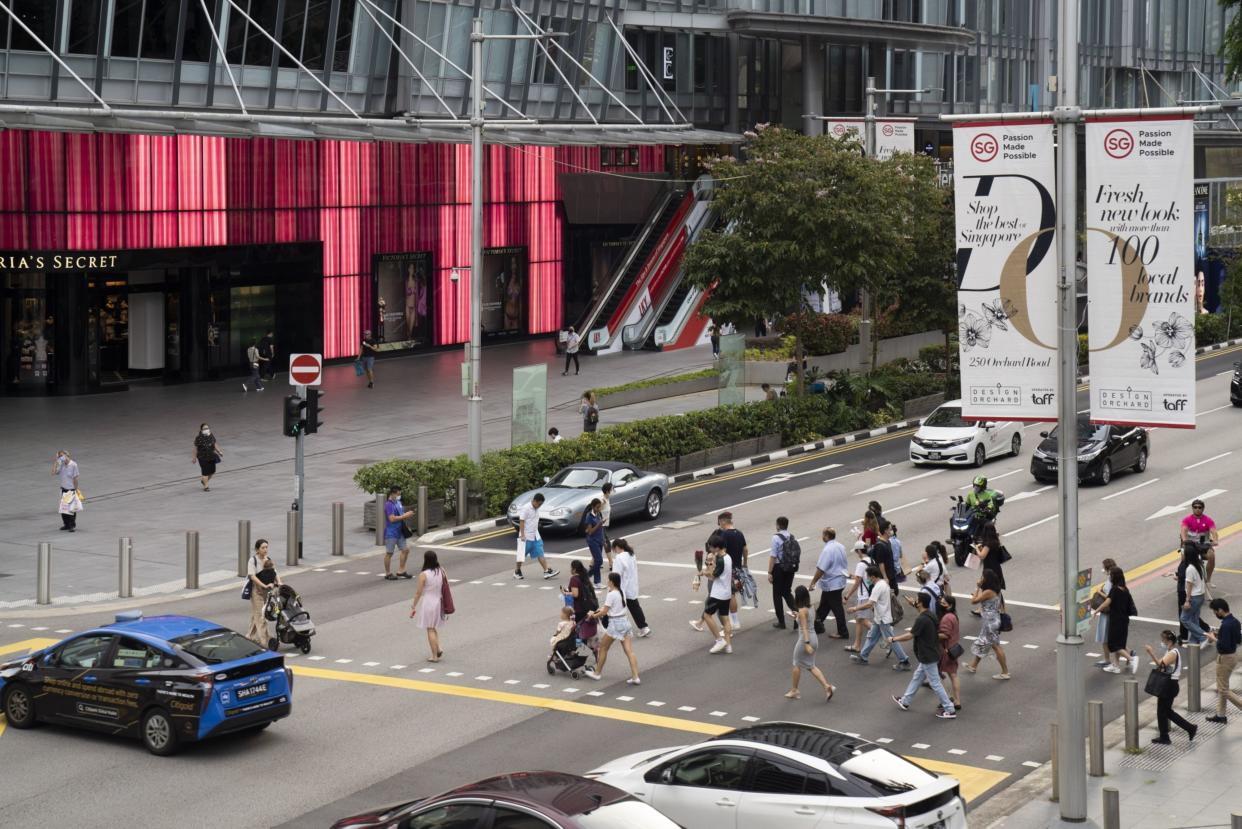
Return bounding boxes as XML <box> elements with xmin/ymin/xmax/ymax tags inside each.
<box><xmin>1104</xmin><ymin>128</ymin><xmax>1134</xmax><ymax>159</ymax></box>
<box><xmin>970</xmin><ymin>133</ymin><xmax>999</xmax><ymax>162</ymax></box>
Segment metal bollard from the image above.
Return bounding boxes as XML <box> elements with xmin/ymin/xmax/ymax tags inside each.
<box><xmin>1187</xmin><ymin>644</ymin><xmax>1201</xmax><ymax>713</ymax></box>
<box><xmin>417</xmin><ymin>484</ymin><xmax>429</xmax><ymax>537</ymax></box>
<box><xmin>36</xmin><ymin>542</ymin><xmax>51</xmax><ymax>605</ymax></box>
<box><xmin>1232</xmin><ymin>813</ymin><xmax>1242</xmax><ymax>829</ymax></box>
<box><xmin>1123</xmin><ymin>678</ymin><xmax>1140</xmax><ymax>752</ymax></box>
<box><xmin>457</xmin><ymin>477</ymin><xmax>468</xmax><ymax>523</ymax></box>
<box><xmin>185</xmin><ymin>531</ymin><xmax>200</xmax><ymax>589</ymax></box>
<box><xmin>238</xmin><ymin>519</ymin><xmax>251</xmax><ymax>577</ymax></box>
<box><xmin>1088</xmin><ymin>700</ymin><xmax>1105</xmax><ymax>777</ymax></box>
<box><xmin>1102</xmin><ymin>787</ymin><xmax>1120</xmax><ymax>829</ymax></box>
<box><xmin>286</xmin><ymin>511</ymin><xmax>299</xmax><ymax>566</ymax></box>
<box><xmin>332</xmin><ymin>501</ymin><xmax>345</xmax><ymax>556</ymax></box>
<box><xmin>373</xmin><ymin>492</ymin><xmax>385</xmax><ymax>547</ymax></box>
<box><xmin>1050</xmin><ymin>722</ymin><xmax>1059</xmax><ymax>803</ymax></box>
<box><xmin>118</xmin><ymin>537</ymin><xmax>133</xmax><ymax>598</ymax></box>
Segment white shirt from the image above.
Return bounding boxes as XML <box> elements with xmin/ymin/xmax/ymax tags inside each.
<box><xmin>922</xmin><ymin>556</ymin><xmax>944</xmax><ymax>587</ymax></box>
<box><xmin>600</xmin><ymin>495</ymin><xmax>612</xmax><ymax>527</ymax></box>
<box><xmin>603</xmin><ymin>589</ymin><xmax>626</xmax><ymax>618</ymax></box>
<box><xmin>567</xmin><ymin>332</ymin><xmax>581</xmax><ymax>354</ymax></box>
<box><xmin>519</xmin><ymin>504</ymin><xmax>541</xmax><ymax>541</ymax></box>
<box><xmin>869</xmin><ymin>579</ymin><xmax>893</xmax><ymax>625</ymax></box>
<box><xmin>615</xmin><ymin>551</ymin><xmax>639</xmax><ymax>599</ymax></box>
<box><xmin>1165</xmin><ymin>646</ymin><xmax>1182</xmax><ymax>681</ymax></box>
<box><xmin>1185</xmin><ymin>564</ymin><xmax>1206</xmax><ymax>597</ymax></box>
<box><xmin>550</xmin><ymin>434</ymin><xmax>562</xmax><ymax>443</ymax></box>
<box><xmin>770</xmin><ymin>531</ymin><xmax>791</xmax><ymax>564</ymax></box>
<box><xmin>708</xmin><ymin>553</ymin><xmax>733</xmax><ymax>601</ymax></box>
<box><xmin>853</xmin><ymin>560</ymin><xmax>871</xmax><ymax>601</ymax></box>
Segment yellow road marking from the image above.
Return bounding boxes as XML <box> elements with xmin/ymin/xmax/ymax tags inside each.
<box><xmin>444</xmin><ymin>526</ymin><xmax>514</xmax><ymax>547</ymax></box>
<box><xmin>294</xmin><ymin>663</ymin><xmax>1003</xmax><ymax>802</ymax></box>
<box><xmin>1216</xmin><ymin>567</ymin><xmax>1242</xmax><ymax>576</ymax></box>
<box><xmin>1125</xmin><ymin>519</ymin><xmax>1242</xmax><ymax>584</ymax></box>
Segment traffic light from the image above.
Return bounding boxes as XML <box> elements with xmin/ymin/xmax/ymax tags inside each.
<box><xmin>305</xmin><ymin>388</ymin><xmax>324</xmax><ymax>434</ymax></box>
<box><xmin>283</xmin><ymin>394</ymin><xmax>308</xmax><ymax>437</ymax></box>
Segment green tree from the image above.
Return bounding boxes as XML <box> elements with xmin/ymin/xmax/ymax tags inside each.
<box><xmin>1221</xmin><ymin>251</ymin><xmax>1242</xmax><ymax>339</ymax></box>
<box><xmin>1222</xmin><ymin>1</ymin><xmax>1242</xmax><ymax>82</ymax></box>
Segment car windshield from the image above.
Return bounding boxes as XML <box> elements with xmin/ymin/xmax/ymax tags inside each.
<box><xmin>170</xmin><ymin>628</ymin><xmax>264</xmax><ymax>664</ymax></box>
<box><xmin>575</xmin><ymin>800</ymin><xmax>682</xmax><ymax>828</ymax></box>
<box><xmin>1048</xmin><ymin>418</ymin><xmax>1110</xmax><ymax>442</ymax></box>
<box><xmin>547</xmin><ymin>468</ymin><xmax>610</xmax><ymax>488</ymax></box>
<box><xmin>923</xmin><ymin>407</ymin><xmax>969</xmax><ymax>428</ymax></box>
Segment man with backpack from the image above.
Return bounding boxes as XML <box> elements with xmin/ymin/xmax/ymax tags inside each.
<box><xmin>768</xmin><ymin>516</ymin><xmax>800</xmax><ymax>629</ymax></box>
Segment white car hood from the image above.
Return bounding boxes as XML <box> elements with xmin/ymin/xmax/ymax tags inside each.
<box><xmin>914</xmin><ymin>425</ymin><xmax>978</xmax><ymax>441</ymax></box>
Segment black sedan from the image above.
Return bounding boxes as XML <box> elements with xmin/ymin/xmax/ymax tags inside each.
<box><xmin>1231</xmin><ymin>361</ymin><xmax>1241</xmax><ymax>406</ymax></box>
<box><xmin>330</xmin><ymin>771</ymin><xmax>681</xmax><ymax>828</ymax></box>
<box><xmin>1030</xmin><ymin>416</ymin><xmax>1149</xmax><ymax>485</ymax></box>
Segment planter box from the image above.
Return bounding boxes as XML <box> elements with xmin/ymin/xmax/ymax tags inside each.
<box><xmin>597</xmin><ymin>375</ymin><xmax>719</xmax><ymax>409</ymax></box>
<box><xmin>745</xmin><ymin>330</ymin><xmax>944</xmax><ymax>385</ymax></box>
<box><xmin>649</xmin><ymin>459</ymin><xmax>677</xmax><ymax>477</ymax></box>
<box><xmin>705</xmin><ymin>445</ymin><xmax>734</xmax><ymax>466</ymax></box>
<box><xmin>362</xmin><ymin>497</ymin><xmax>445</xmax><ymax>531</ymax></box>
<box><xmin>759</xmin><ymin>433</ymin><xmax>782</xmax><ymax>453</ymax></box>
<box><xmin>363</xmin><ymin>500</ymin><xmax>378</xmax><ymax>532</ymax></box>
<box><xmin>676</xmin><ymin>450</ymin><xmax>708</xmax><ymax>473</ymax></box>
<box><xmin>731</xmin><ymin>437</ymin><xmax>760</xmax><ymax>458</ymax></box>
<box><xmin>903</xmin><ymin>392</ymin><xmax>945</xmax><ymax>419</ymax></box>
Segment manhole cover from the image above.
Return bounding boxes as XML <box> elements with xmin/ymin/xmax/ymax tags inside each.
<box><xmin>660</xmin><ymin>520</ymin><xmax>702</xmax><ymax>530</ymax></box>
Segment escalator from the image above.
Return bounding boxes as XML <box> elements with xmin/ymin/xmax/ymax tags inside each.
<box><xmin>572</xmin><ymin>189</ymin><xmax>682</xmax><ymax>341</ymax></box>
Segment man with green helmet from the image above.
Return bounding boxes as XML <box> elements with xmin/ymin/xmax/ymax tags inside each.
<box><xmin>965</xmin><ymin>475</ymin><xmax>1000</xmax><ymax>537</ymax></box>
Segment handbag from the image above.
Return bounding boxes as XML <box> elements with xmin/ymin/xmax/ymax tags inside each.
<box><xmin>1144</xmin><ymin>667</ymin><xmax>1174</xmax><ymax>697</ymax></box>
<box><xmin>441</xmin><ymin>575</ymin><xmax>455</xmax><ymax>615</ymax></box>
<box><xmin>1089</xmin><ymin>591</ymin><xmax>1108</xmax><ymax>611</ymax></box>
<box><xmin>354</xmin><ymin>359</ymin><xmax>365</xmax><ymax>376</ymax></box>
<box><xmin>241</xmin><ymin>580</ymin><xmax>252</xmax><ymax>601</ymax></box>
<box><xmin>400</xmin><ymin>522</ymin><xmax>413</xmax><ymax>539</ymax></box>
<box><xmin>999</xmin><ymin>612</ymin><xmax>1014</xmax><ymax>632</ymax></box>
<box><xmin>947</xmin><ymin>642</ymin><xmax>965</xmax><ymax>660</ymax></box>
<box><xmin>998</xmin><ymin>545</ymin><xmax>1013</xmax><ymax>564</ymax></box>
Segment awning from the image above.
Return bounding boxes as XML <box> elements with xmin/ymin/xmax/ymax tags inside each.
<box><xmin>0</xmin><ymin>103</ymin><xmax>740</xmax><ymax>146</ymax></box>
<box><xmin>725</xmin><ymin>12</ymin><xmax>976</xmax><ymax>49</ymax></box>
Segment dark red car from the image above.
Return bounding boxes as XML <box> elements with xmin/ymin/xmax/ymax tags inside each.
<box><xmin>330</xmin><ymin>771</ymin><xmax>683</xmax><ymax>829</ymax></box>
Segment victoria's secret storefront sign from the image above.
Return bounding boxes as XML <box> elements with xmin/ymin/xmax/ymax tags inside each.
<box><xmin>0</xmin><ymin>253</ymin><xmax>121</xmax><ymax>270</ymax></box>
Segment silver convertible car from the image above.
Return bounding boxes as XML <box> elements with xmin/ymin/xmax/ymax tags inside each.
<box><xmin>507</xmin><ymin>461</ymin><xmax>669</xmax><ymax>534</ymax></box>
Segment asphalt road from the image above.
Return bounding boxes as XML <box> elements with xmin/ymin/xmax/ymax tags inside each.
<box><xmin>0</xmin><ymin>345</ymin><xmax>1239</xmax><ymax>828</ymax></box>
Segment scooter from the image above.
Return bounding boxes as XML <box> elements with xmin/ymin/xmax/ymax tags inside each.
<box><xmin>947</xmin><ymin>492</ymin><xmax>1005</xmax><ymax>566</ymax></box>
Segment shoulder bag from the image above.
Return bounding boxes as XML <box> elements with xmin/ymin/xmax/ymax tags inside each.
<box><xmin>241</xmin><ymin>555</ymin><xmax>256</xmax><ymax>600</ymax></box>
<box><xmin>999</xmin><ymin>611</ymin><xmax>1014</xmax><ymax>632</ymax></box>
<box><xmin>947</xmin><ymin>642</ymin><xmax>965</xmax><ymax>660</ymax></box>
<box><xmin>1144</xmin><ymin>665</ymin><xmax>1174</xmax><ymax>697</ymax></box>
<box><xmin>441</xmin><ymin>573</ymin><xmax>455</xmax><ymax>615</ymax></box>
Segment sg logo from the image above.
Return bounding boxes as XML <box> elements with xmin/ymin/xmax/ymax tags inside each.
<box><xmin>970</xmin><ymin>133</ymin><xmax>999</xmax><ymax>162</ymax></box>
<box><xmin>1104</xmin><ymin>129</ymin><xmax>1134</xmax><ymax>159</ymax></box>
<box><xmin>1031</xmin><ymin>392</ymin><xmax>1054</xmax><ymax>405</ymax></box>
<box><xmin>1163</xmin><ymin>398</ymin><xmax>1189</xmax><ymax>411</ymax></box>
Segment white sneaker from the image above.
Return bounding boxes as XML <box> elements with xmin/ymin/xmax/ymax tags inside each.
<box><xmin>585</xmin><ymin>670</ymin><xmax>601</xmax><ymax>680</ymax></box>
<box><xmin>241</xmin><ymin>383</ymin><xmax>247</xmax><ymax>392</ymax></box>
<box><xmin>1102</xmin><ymin>665</ymin><xmax>1121</xmax><ymax>674</ymax></box>
<box><xmin>638</xmin><ymin>627</ymin><xmax>652</xmax><ymax>638</ymax></box>
<box><xmin>626</xmin><ymin>677</ymin><xmax>641</xmax><ymax>685</ymax></box>
<box><xmin>709</xmin><ymin>639</ymin><xmax>727</xmax><ymax>654</ymax></box>
<box><xmin>689</xmin><ymin>620</ymin><xmax>705</xmax><ymax>632</ymax></box>
<box><xmin>732</xmin><ymin>619</ymin><xmax>742</xmax><ymax>631</ymax></box>
<box><xmin>1129</xmin><ymin>651</ymin><xmax>1139</xmax><ymax>674</ymax></box>
<box><xmin>724</xmin><ymin>644</ymin><xmax>733</xmax><ymax>654</ymax></box>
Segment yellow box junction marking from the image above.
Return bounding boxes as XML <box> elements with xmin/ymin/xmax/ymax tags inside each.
<box><xmin>0</xmin><ymin>638</ymin><xmax>59</xmax><ymax>740</ymax></box>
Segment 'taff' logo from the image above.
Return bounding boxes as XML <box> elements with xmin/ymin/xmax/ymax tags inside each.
<box><xmin>881</xmin><ymin>123</ymin><xmax>895</xmax><ymax>137</ymax></box>
<box><xmin>1031</xmin><ymin>392</ymin><xmax>1054</xmax><ymax>405</ymax></box>
<box><xmin>1104</xmin><ymin>128</ymin><xmax>1134</xmax><ymax>159</ymax></box>
<box><xmin>1163</xmin><ymin>398</ymin><xmax>1189</xmax><ymax>411</ymax></box>
<box><xmin>970</xmin><ymin>133</ymin><xmax>999</xmax><ymax>162</ymax></box>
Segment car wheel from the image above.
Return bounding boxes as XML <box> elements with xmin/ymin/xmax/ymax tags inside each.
<box><xmin>1133</xmin><ymin>448</ymin><xmax>1148</xmax><ymax>473</ymax></box>
<box><xmin>1010</xmin><ymin>434</ymin><xmax>1022</xmax><ymax>457</ymax></box>
<box><xmin>3</xmin><ymin>685</ymin><xmax>36</xmax><ymax>729</ymax></box>
<box><xmin>141</xmin><ymin>708</ymin><xmax>179</xmax><ymax>756</ymax></box>
<box><xmin>973</xmin><ymin>445</ymin><xmax>986</xmax><ymax>467</ymax></box>
<box><xmin>1097</xmin><ymin>460</ymin><xmax>1112</xmax><ymax>486</ymax></box>
<box><xmin>645</xmin><ymin>489</ymin><xmax>663</xmax><ymax>520</ymax></box>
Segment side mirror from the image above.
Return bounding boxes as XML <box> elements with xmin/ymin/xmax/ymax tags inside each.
<box><xmin>661</xmin><ymin>768</ymin><xmax>675</xmax><ymax>784</ymax></box>
<box><xmin>1039</xmin><ymin>431</ymin><xmax>1049</xmax><ymax>438</ymax></box>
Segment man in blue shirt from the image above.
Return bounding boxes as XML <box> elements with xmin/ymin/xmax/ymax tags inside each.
<box><xmin>383</xmin><ymin>486</ymin><xmax>414</xmax><ymax>581</ymax></box>
<box><xmin>1206</xmin><ymin>598</ymin><xmax>1242</xmax><ymax>724</ymax></box>
<box><xmin>811</xmin><ymin>527</ymin><xmax>849</xmax><ymax>638</ymax></box>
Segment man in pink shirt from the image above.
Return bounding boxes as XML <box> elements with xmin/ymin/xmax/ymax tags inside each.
<box><xmin>1181</xmin><ymin>500</ymin><xmax>1219</xmax><ymax>584</ymax></box>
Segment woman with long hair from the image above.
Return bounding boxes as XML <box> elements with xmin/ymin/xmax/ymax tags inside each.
<box><xmin>1093</xmin><ymin>565</ymin><xmax>1137</xmax><ymax>673</ymax></box>
<box><xmin>859</xmin><ymin>511</ymin><xmax>879</xmax><ymax>549</ymax></box>
<box><xmin>787</xmin><ymin>585</ymin><xmax>835</xmax><ymax>701</ymax></box>
<box><xmin>585</xmin><ymin>572</ymin><xmax>641</xmax><ymax>684</ymax></box>
<box><xmin>966</xmin><ymin>569</ymin><xmax>1010</xmax><ymax>679</ymax></box>
<box><xmin>411</xmin><ymin>550</ymin><xmax>446</xmax><ymax>662</ymax></box>
<box><xmin>938</xmin><ymin>594</ymin><xmax>962</xmax><ymax>710</ymax></box>
<box><xmin>1181</xmin><ymin>544</ymin><xmax>1209</xmax><ymax>645</ymax></box>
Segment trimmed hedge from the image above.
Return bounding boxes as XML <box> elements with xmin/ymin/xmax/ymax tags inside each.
<box><xmin>776</xmin><ymin>312</ymin><xmax>856</xmax><ymax>356</ymax></box>
<box><xmin>588</xmin><ymin>368</ymin><xmax>719</xmax><ymax>398</ymax></box>
<box><xmin>1195</xmin><ymin>313</ymin><xmax>1228</xmax><ymax>348</ymax></box>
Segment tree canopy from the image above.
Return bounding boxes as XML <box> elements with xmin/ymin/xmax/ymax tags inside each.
<box><xmin>1223</xmin><ymin>0</ymin><xmax>1242</xmax><ymax>82</ymax></box>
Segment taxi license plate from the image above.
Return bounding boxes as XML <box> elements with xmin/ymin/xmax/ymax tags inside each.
<box><xmin>236</xmin><ymin>681</ymin><xmax>268</xmax><ymax>700</ymax></box>
<box><xmin>928</xmin><ymin>452</ymin><xmax>942</xmax><ymax>460</ymax></box>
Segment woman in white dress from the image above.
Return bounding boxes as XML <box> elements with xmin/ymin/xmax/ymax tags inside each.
<box><xmin>411</xmin><ymin>551</ymin><xmax>446</xmax><ymax>662</ymax></box>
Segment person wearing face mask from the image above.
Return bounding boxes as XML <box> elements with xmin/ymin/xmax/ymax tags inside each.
<box><xmin>1143</xmin><ymin>629</ymin><xmax>1197</xmax><ymax>744</ymax></box>
<box><xmin>192</xmin><ymin>423</ymin><xmax>223</xmax><ymax>492</ymax></box>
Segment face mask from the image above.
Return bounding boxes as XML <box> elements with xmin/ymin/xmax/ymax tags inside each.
<box><xmin>201</xmin><ymin>428</ymin><xmax>210</xmax><ymax>435</ymax></box>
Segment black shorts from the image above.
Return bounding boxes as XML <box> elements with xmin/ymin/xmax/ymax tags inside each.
<box><xmin>198</xmin><ymin>459</ymin><xmax>217</xmax><ymax>476</ymax></box>
<box><xmin>704</xmin><ymin>597</ymin><xmax>731</xmax><ymax>618</ymax></box>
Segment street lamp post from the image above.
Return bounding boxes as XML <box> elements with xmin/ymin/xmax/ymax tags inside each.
<box><xmin>466</xmin><ymin>19</ymin><xmax>562</xmax><ymax>463</ymax></box>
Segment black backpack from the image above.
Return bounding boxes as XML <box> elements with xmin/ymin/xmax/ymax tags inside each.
<box><xmin>777</xmin><ymin>532</ymin><xmax>801</xmax><ymax>573</ymax></box>
<box><xmin>586</xmin><ymin>405</ymin><xmax>599</xmax><ymax>425</ymax></box>
<box><xmin>578</xmin><ymin>578</ymin><xmax>599</xmax><ymax>613</ymax></box>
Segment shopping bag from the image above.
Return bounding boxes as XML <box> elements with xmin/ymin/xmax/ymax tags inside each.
<box><xmin>964</xmin><ymin>552</ymin><xmax>981</xmax><ymax>570</ymax></box>
<box><xmin>59</xmin><ymin>491</ymin><xmax>83</xmax><ymax>515</ymax></box>
<box><xmin>354</xmin><ymin>359</ymin><xmax>365</xmax><ymax>377</ymax></box>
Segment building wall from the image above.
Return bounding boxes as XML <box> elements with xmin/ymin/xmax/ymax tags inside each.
<box><xmin>0</xmin><ymin>129</ymin><xmax>666</xmax><ymax>359</ymax></box>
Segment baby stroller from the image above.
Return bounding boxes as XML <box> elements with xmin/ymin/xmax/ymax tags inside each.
<box><xmin>264</xmin><ymin>584</ymin><xmax>316</xmax><ymax>653</ymax></box>
<box><xmin>546</xmin><ymin>620</ymin><xmax>597</xmax><ymax>680</ymax></box>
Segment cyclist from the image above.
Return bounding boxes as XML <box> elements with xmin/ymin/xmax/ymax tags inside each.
<box><xmin>1180</xmin><ymin>499</ymin><xmax>1219</xmax><ymax>585</ymax></box>
<box><xmin>965</xmin><ymin>476</ymin><xmax>1000</xmax><ymax>539</ymax></box>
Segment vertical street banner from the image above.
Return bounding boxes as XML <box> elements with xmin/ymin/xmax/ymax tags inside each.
<box><xmin>952</xmin><ymin>122</ymin><xmax>1059</xmax><ymax>421</ymax></box>
<box><xmin>1085</xmin><ymin>117</ymin><xmax>1195</xmax><ymax>428</ymax></box>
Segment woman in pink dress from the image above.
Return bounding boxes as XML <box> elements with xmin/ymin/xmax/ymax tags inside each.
<box><xmin>411</xmin><ymin>550</ymin><xmax>446</xmax><ymax>662</ymax></box>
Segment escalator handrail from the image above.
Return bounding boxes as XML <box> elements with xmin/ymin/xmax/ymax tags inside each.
<box><xmin>623</xmin><ymin>203</ymin><xmax>718</xmax><ymax>347</ymax></box>
<box><xmin>573</xmin><ymin>187</ymin><xmax>677</xmax><ymax>337</ymax></box>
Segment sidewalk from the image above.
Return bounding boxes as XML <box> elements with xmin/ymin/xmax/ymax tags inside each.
<box><xmin>977</xmin><ymin>661</ymin><xmax>1242</xmax><ymax>829</ymax></box>
<box><xmin>0</xmin><ymin>339</ymin><xmax>726</xmax><ymax>605</ymax></box>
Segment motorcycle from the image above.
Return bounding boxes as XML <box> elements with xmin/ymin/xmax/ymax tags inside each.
<box><xmin>948</xmin><ymin>491</ymin><xmax>1005</xmax><ymax>566</ymax></box>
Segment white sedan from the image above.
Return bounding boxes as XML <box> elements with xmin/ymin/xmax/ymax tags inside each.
<box><xmin>586</xmin><ymin>723</ymin><xmax>967</xmax><ymax>829</ymax></box>
<box><xmin>909</xmin><ymin>400</ymin><xmax>1022</xmax><ymax>467</ymax></box>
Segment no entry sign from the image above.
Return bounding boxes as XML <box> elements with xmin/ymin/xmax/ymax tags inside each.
<box><xmin>288</xmin><ymin>353</ymin><xmax>323</xmax><ymax>386</ymax></box>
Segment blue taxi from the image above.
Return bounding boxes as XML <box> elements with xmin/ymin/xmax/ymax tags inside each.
<box><xmin>0</xmin><ymin>611</ymin><xmax>292</xmax><ymax>755</ymax></box>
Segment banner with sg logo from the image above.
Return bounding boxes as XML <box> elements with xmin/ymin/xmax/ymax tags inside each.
<box><xmin>952</xmin><ymin>122</ymin><xmax>1059</xmax><ymax>421</ymax></box>
<box><xmin>1085</xmin><ymin>117</ymin><xmax>1195</xmax><ymax>428</ymax></box>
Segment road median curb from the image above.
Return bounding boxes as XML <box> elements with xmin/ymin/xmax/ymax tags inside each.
<box><xmin>415</xmin><ymin>418</ymin><xmax>923</xmax><ymax>545</ymax></box>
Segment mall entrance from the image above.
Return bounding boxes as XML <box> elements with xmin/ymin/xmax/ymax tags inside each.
<box><xmin>2</xmin><ymin>243</ymin><xmax>322</xmax><ymax>395</ymax></box>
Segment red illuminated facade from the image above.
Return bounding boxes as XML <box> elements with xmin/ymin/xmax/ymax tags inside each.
<box><xmin>0</xmin><ymin>130</ymin><xmax>666</xmax><ymax>364</ymax></box>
